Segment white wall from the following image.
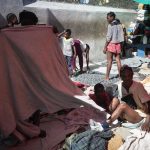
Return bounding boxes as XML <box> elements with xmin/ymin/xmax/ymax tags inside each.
<box><xmin>25</xmin><ymin>1</ymin><xmax>137</xmax><ymax>61</ymax></box>
<box><xmin>0</xmin><ymin>0</ymin><xmax>137</xmax><ymax>61</ymax></box>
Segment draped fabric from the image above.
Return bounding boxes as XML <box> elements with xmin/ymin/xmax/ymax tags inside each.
<box><xmin>0</xmin><ymin>25</ymin><xmax>100</xmax><ymax>137</ymax></box>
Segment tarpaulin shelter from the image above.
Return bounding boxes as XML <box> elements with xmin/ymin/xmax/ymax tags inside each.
<box><xmin>0</xmin><ymin>25</ymin><xmax>104</xmax><ymax>140</ymax></box>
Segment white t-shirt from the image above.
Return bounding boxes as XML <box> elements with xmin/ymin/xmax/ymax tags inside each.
<box><xmin>118</xmin><ymin>81</ymin><xmax>150</xmax><ymax>110</ymax></box>
<box><xmin>61</xmin><ymin>37</ymin><xmax>74</xmax><ymax>56</ymax></box>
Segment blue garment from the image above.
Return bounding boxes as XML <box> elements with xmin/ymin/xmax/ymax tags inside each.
<box><xmin>64</xmin><ymin>55</ymin><xmax>73</xmax><ymax>75</ymax></box>
<box><xmin>69</xmin><ymin>130</ymin><xmax>113</xmax><ymax>150</ymax></box>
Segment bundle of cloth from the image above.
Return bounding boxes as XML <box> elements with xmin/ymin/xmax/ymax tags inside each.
<box><xmin>0</xmin><ymin>25</ymin><xmax>113</xmax><ymax>150</ymax></box>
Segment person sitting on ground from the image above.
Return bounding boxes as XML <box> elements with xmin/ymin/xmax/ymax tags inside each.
<box><xmin>89</xmin><ymin>83</ymin><xmax>120</xmax><ymax>113</ymax></box>
<box><xmin>117</xmin><ymin>65</ymin><xmax>150</xmax><ymax>112</ymax></box>
<box><xmin>107</xmin><ymin>97</ymin><xmax>150</xmax><ymax>132</ymax></box>
<box><xmin>107</xmin><ymin>65</ymin><xmax>150</xmax><ymax>131</ymax></box>
<box><xmin>73</xmin><ymin>39</ymin><xmax>90</xmax><ymax>73</ymax></box>
<box><xmin>6</xmin><ymin>13</ymin><xmax>18</xmax><ymax>27</ymax></box>
<box><xmin>88</xmin><ymin>82</ymin><xmax>150</xmax><ymax>132</ymax></box>
<box><xmin>19</xmin><ymin>10</ymin><xmax>38</xmax><ymax>26</ymax></box>
<box><xmin>58</xmin><ymin>29</ymin><xmax>76</xmax><ymax>76</ymax></box>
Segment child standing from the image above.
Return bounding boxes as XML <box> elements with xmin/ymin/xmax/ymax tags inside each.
<box><xmin>103</xmin><ymin>12</ymin><xmax>124</xmax><ymax>80</ymax></box>
<box><xmin>58</xmin><ymin>29</ymin><xmax>76</xmax><ymax>76</ymax></box>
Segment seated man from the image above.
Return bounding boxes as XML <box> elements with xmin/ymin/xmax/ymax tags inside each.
<box><xmin>107</xmin><ymin>65</ymin><xmax>150</xmax><ymax>131</ymax></box>
<box><xmin>107</xmin><ymin>100</ymin><xmax>150</xmax><ymax>132</ymax></box>
<box><xmin>88</xmin><ymin>83</ymin><xmax>143</xmax><ymax>122</ymax></box>
<box><xmin>117</xmin><ymin>65</ymin><xmax>149</xmax><ymax>113</ymax></box>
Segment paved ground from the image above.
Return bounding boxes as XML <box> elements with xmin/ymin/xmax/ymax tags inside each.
<box><xmin>72</xmin><ymin>56</ymin><xmax>150</xmax><ymax>86</ymax></box>
<box><xmin>72</xmin><ymin>56</ymin><xmax>150</xmax><ymax>141</ymax></box>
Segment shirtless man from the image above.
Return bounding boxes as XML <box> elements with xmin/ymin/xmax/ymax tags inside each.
<box><xmin>107</xmin><ymin>65</ymin><xmax>150</xmax><ymax>131</ymax></box>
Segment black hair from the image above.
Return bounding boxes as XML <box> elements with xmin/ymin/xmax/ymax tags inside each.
<box><xmin>65</xmin><ymin>29</ymin><xmax>71</xmax><ymax>36</ymax></box>
<box><xmin>52</xmin><ymin>26</ymin><xmax>58</xmax><ymax>34</ymax></box>
<box><xmin>86</xmin><ymin>44</ymin><xmax>90</xmax><ymax>50</ymax></box>
<box><xmin>115</xmin><ymin>18</ymin><xmax>121</xmax><ymax>24</ymax></box>
<box><xmin>19</xmin><ymin>10</ymin><xmax>38</xmax><ymax>26</ymax></box>
<box><xmin>107</xmin><ymin>12</ymin><xmax>116</xmax><ymax>18</ymax></box>
<box><xmin>94</xmin><ymin>83</ymin><xmax>105</xmax><ymax>95</ymax></box>
<box><xmin>120</xmin><ymin>65</ymin><xmax>133</xmax><ymax>78</ymax></box>
<box><xmin>143</xmin><ymin>4</ymin><xmax>150</xmax><ymax>10</ymax></box>
<box><xmin>6</xmin><ymin>13</ymin><xmax>17</xmax><ymax>23</ymax></box>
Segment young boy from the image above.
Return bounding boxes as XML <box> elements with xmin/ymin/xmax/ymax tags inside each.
<box><xmin>6</xmin><ymin>13</ymin><xmax>18</xmax><ymax>27</ymax></box>
<box><xmin>58</xmin><ymin>29</ymin><xmax>76</xmax><ymax>76</ymax></box>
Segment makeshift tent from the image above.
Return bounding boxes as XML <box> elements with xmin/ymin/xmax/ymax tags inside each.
<box><xmin>0</xmin><ymin>25</ymin><xmax>104</xmax><ymax>139</ymax></box>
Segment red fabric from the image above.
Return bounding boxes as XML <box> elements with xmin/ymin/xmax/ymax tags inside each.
<box><xmin>7</xmin><ymin>107</ymin><xmax>107</xmax><ymax>150</ymax></box>
<box><xmin>89</xmin><ymin>93</ymin><xmax>111</xmax><ymax>112</ymax></box>
<box><xmin>73</xmin><ymin>81</ymin><xmax>86</xmax><ymax>88</ymax></box>
<box><xmin>0</xmin><ymin>25</ymin><xmax>93</xmax><ymax>137</ymax></box>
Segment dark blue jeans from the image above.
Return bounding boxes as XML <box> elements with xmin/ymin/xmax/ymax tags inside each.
<box><xmin>64</xmin><ymin>55</ymin><xmax>73</xmax><ymax>75</ymax></box>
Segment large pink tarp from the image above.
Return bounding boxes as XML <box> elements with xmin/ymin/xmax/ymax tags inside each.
<box><xmin>0</xmin><ymin>25</ymin><xmax>93</xmax><ymax>137</ymax></box>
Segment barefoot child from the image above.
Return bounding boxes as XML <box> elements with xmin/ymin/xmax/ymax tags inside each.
<box><xmin>103</xmin><ymin>12</ymin><xmax>124</xmax><ymax>80</ymax></box>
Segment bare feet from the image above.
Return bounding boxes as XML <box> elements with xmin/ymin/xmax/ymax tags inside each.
<box><xmin>105</xmin><ymin>77</ymin><xmax>109</xmax><ymax>80</ymax></box>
